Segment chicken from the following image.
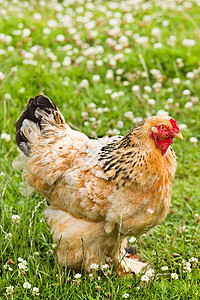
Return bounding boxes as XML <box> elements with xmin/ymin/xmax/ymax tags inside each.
<box><xmin>14</xmin><ymin>95</ymin><xmax>183</xmax><ymax>274</ymax></box>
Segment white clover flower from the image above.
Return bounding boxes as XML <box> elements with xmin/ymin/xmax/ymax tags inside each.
<box><xmin>132</xmin><ymin>85</ymin><xmax>140</xmax><ymax>93</ymax></box>
<box><xmin>148</xmin><ymin>99</ymin><xmax>156</xmax><ymax>106</ymax></box>
<box><xmin>173</xmin><ymin>78</ymin><xmax>181</xmax><ymax>85</ymax></box>
<box><xmin>6</xmin><ymin>286</ymin><xmax>14</xmax><ymax>295</ymax></box>
<box><xmin>162</xmin><ymin>20</ymin><xmax>169</xmax><ymax>27</ymax></box>
<box><xmin>154</xmin><ymin>43</ymin><xmax>163</xmax><ymax>49</ymax></box>
<box><xmin>23</xmin><ymin>282</ymin><xmax>31</xmax><ymax>289</ymax></box>
<box><xmin>157</xmin><ymin>110</ymin><xmax>169</xmax><ymax>116</ymax></box>
<box><xmin>17</xmin><ymin>257</ymin><xmax>23</xmax><ymax>262</ymax></box>
<box><xmin>151</xmin><ymin>27</ymin><xmax>161</xmax><ymax>38</ymax></box>
<box><xmin>153</xmin><ymin>82</ymin><xmax>162</xmax><ymax>92</ymax></box>
<box><xmin>56</xmin><ymin>34</ymin><xmax>65</xmax><ymax>42</ymax></box>
<box><xmin>178</xmin><ymin>124</ymin><xmax>187</xmax><ymax>131</ymax></box>
<box><xmin>63</xmin><ymin>56</ymin><xmax>71</xmax><ymax>66</ymax></box>
<box><xmin>105</xmin><ymin>89</ymin><xmax>112</xmax><ymax>94</ymax></box>
<box><xmin>191</xmin><ymin>96</ymin><xmax>198</xmax><ymax>104</ymax></box>
<box><xmin>111</xmin><ymin>92</ymin><xmax>119</xmax><ymax>101</ymax></box>
<box><xmin>33</xmin><ymin>13</ymin><xmax>41</xmax><ymax>21</ymax></box>
<box><xmin>1</xmin><ymin>133</ymin><xmax>11</xmax><ymax>142</ymax></box>
<box><xmin>22</xmin><ymin>28</ymin><xmax>31</xmax><ymax>38</ymax></box>
<box><xmin>161</xmin><ymin>266</ymin><xmax>168</xmax><ymax>271</ymax></box>
<box><xmin>107</xmin><ymin>129</ymin><xmax>120</xmax><ymax>136</ymax></box>
<box><xmin>43</xmin><ymin>28</ymin><xmax>51</xmax><ymax>35</ymax></box>
<box><xmin>146</xmin><ymin>268</ymin><xmax>155</xmax><ymax>277</ymax></box>
<box><xmin>79</xmin><ymin>79</ymin><xmax>89</xmax><ymax>89</ymax></box>
<box><xmin>124</xmin><ymin>111</ymin><xmax>133</xmax><ymax>120</ymax></box>
<box><xmin>33</xmin><ymin>252</ymin><xmax>39</xmax><ymax>257</ymax></box>
<box><xmin>182</xmin><ymin>39</ymin><xmax>196</xmax><ymax>47</ymax></box>
<box><xmin>19</xmin><ymin>87</ymin><xmax>25</xmax><ymax>93</ymax></box>
<box><xmin>32</xmin><ymin>287</ymin><xmax>39</xmax><ymax>296</ymax></box>
<box><xmin>144</xmin><ymin>86</ymin><xmax>152</xmax><ymax>93</ymax></box>
<box><xmin>12</xmin><ymin>214</ymin><xmax>20</xmax><ymax>223</ymax></box>
<box><xmin>47</xmin><ymin>19</ymin><xmax>57</xmax><ymax>28</ymax></box>
<box><xmin>184</xmin><ymin>102</ymin><xmax>193</xmax><ymax>109</ymax></box>
<box><xmin>141</xmin><ymin>274</ymin><xmax>150</xmax><ymax>282</ymax></box>
<box><xmin>122</xmin><ymin>293</ymin><xmax>130</xmax><ymax>298</ymax></box>
<box><xmin>0</xmin><ymin>71</ymin><xmax>5</xmax><ymax>80</ymax></box>
<box><xmin>116</xmin><ymin>121</ymin><xmax>124</xmax><ymax>129</ymax></box>
<box><xmin>183</xmin><ymin>266</ymin><xmax>192</xmax><ymax>273</ymax></box>
<box><xmin>189</xmin><ymin>257</ymin><xmax>198</xmax><ymax>264</ymax></box>
<box><xmin>101</xmin><ymin>264</ymin><xmax>109</xmax><ymax>270</ymax></box>
<box><xmin>92</xmin><ymin>75</ymin><xmax>100</xmax><ymax>83</ymax></box>
<box><xmin>5</xmin><ymin>232</ymin><xmax>12</xmax><ymax>239</ymax></box>
<box><xmin>133</xmin><ymin>117</ymin><xmax>143</xmax><ymax>123</ymax></box>
<box><xmin>88</xmin><ymin>102</ymin><xmax>96</xmax><ymax>109</ymax></box>
<box><xmin>96</xmin><ymin>60</ymin><xmax>103</xmax><ymax>66</ymax></box>
<box><xmin>171</xmin><ymin>273</ymin><xmax>178</xmax><ymax>279</ymax></box>
<box><xmin>189</xmin><ymin>137</ymin><xmax>198</xmax><ymax>145</ymax></box>
<box><xmin>90</xmin><ymin>263</ymin><xmax>99</xmax><ymax>270</ymax></box>
<box><xmin>167</xmin><ymin>98</ymin><xmax>173</xmax><ymax>104</ymax></box>
<box><xmin>106</xmin><ymin>70</ymin><xmax>114</xmax><ymax>80</ymax></box>
<box><xmin>74</xmin><ymin>273</ymin><xmax>82</xmax><ymax>279</ymax></box>
<box><xmin>186</xmin><ymin>72</ymin><xmax>195</xmax><ymax>79</ymax></box>
<box><xmin>129</xmin><ymin>237</ymin><xmax>136</xmax><ymax>244</ymax></box>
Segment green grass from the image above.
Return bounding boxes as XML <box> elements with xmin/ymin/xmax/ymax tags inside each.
<box><xmin>0</xmin><ymin>0</ymin><xmax>199</xmax><ymax>299</ymax></box>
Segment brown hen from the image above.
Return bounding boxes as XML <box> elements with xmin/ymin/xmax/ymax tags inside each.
<box><xmin>14</xmin><ymin>95</ymin><xmax>183</xmax><ymax>274</ymax></box>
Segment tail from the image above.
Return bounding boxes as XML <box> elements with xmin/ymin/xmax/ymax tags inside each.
<box><xmin>16</xmin><ymin>95</ymin><xmax>65</xmax><ymax>156</ymax></box>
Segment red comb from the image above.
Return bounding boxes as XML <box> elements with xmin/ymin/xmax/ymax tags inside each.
<box><xmin>170</xmin><ymin>118</ymin><xmax>179</xmax><ymax>133</ymax></box>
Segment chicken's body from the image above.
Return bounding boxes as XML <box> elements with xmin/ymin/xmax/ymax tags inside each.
<box><xmin>14</xmin><ymin>95</ymin><xmax>182</xmax><ymax>273</ymax></box>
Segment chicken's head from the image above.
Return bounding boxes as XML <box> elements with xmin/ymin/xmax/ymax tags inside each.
<box><xmin>149</xmin><ymin>116</ymin><xmax>183</xmax><ymax>156</ymax></box>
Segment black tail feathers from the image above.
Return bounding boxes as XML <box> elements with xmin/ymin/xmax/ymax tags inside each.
<box><xmin>16</xmin><ymin>95</ymin><xmax>58</xmax><ymax>155</ymax></box>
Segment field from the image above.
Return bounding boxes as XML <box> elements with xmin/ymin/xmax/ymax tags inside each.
<box><xmin>0</xmin><ymin>0</ymin><xmax>199</xmax><ymax>299</ymax></box>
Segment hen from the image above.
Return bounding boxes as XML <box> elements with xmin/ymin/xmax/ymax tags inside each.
<box><xmin>14</xmin><ymin>95</ymin><xmax>183</xmax><ymax>274</ymax></box>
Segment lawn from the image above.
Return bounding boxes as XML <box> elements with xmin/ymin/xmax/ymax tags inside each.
<box><xmin>0</xmin><ymin>0</ymin><xmax>199</xmax><ymax>299</ymax></box>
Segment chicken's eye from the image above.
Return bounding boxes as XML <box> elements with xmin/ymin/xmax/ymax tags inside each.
<box><xmin>160</xmin><ymin>126</ymin><xmax>166</xmax><ymax>130</ymax></box>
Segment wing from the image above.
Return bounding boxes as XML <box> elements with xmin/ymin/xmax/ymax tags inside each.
<box><xmin>23</xmin><ymin>126</ymin><xmax>123</xmax><ymax>221</ymax></box>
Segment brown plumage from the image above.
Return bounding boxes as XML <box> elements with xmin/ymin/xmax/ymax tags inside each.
<box><xmin>14</xmin><ymin>95</ymin><xmax>183</xmax><ymax>274</ymax></box>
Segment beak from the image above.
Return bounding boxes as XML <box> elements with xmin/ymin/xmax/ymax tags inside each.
<box><xmin>174</xmin><ymin>132</ymin><xmax>183</xmax><ymax>140</ymax></box>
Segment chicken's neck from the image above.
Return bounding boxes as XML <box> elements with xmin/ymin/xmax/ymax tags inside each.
<box><xmin>98</xmin><ymin>134</ymin><xmax>176</xmax><ymax>190</ymax></box>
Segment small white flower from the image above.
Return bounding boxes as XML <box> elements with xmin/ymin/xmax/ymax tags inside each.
<box><xmin>171</xmin><ymin>273</ymin><xmax>178</xmax><ymax>279</ymax></box>
<box><xmin>23</xmin><ymin>282</ymin><xmax>31</xmax><ymax>289</ymax></box>
<box><xmin>47</xmin><ymin>249</ymin><xmax>53</xmax><ymax>256</ymax></box>
<box><xmin>157</xmin><ymin>110</ymin><xmax>169</xmax><ymax>116</ymax></box>
<box><xmin>19</xmin><ymin>87</ymin><xmax>25</xmax><ymax>93</ymax></box>
<box><xmin>153</xmin><ymin>43</ymin><xmax>163</xmax><ymax>49</ymax></box>
<box><xmin>79</xmin><ymin>79</ymin><xmax>89</xmax><ymax>89</ymax></box>
<box><xmin>146</xmin><ymin>268</ymin><xmax>155</xmax><ymax>277</ymax></box>
<box><xmin>124</xmin><ymin>111</ymin><xmax>133</xmax><ymax>120</ymax></box>
<box><xmin>141</xmin><ymin>274</ymin><xmax>150</xmax><ymax>282</ymax></box>
<box><xmin>161</xmin><ymin>266</ymin><xmax>168</xmax><ymax>271</ymax></box>
<box><xmin>122</xmin><ymin>293</ymin><xmax>130</xmax><ymax>298</ymax></box>
<box><xmin>132</xmin><ymin>85</ymin><xmax>140</xmax><ymax>93</ymax></box>
<box><xmin>32</xmin><ymin>287</ymin><xmax>39</xmax><ymax>296</ymax></box>
<box><xmin>184</xmin><ymin>101</ymin><xmax>193</xmax><ymax>109</ymax></box>
<box><xmin>12</xmin><ymin>214</ymin><xmax>20</xmax><ymax>223</ymax></box>
<box><xmin>6</xmin><ymin>286</ymin><xmax>14</xmax><ymax>295</ymax></box>
<box><xmin>182</xmin><ymin>39</ymin><xmax>196</xmax><ymax>47</ymax></box>
<box><xmin>74</xmin><ymin>273</ymin><xmax>81</xmax><ymax>279</ymax></box>
<box><xmin>33</xmin><ymin>13</ymin><xmax>41</xmax><ymax>21</ymax></box>
<box><xmin>189</xmin><ymin>137</ymin><xmax>198</xmax><ymax>145</ymax></box>
<box><xmin>183</xmin><ymin>89</ymin><xmax>191</xmax><ymax>96</ymax></box>
<box><xmin>133</xmin><ymin>117</ymin><xmax>143</xmax><ymax>123</ymax></box>
<box><xmin>43</xmin><ymin>28</ymin><xmax>51</xmax><ymax>35</ymax></box>
<box><xmin>144</xmin><ymin>86</ymin><xmax>152</xmax><ymax>93</ymax></box>
<box><xmin>101</xmin><ymin>264</ymin><xmax>109</xmax><ymax>270</ymax></box>
<box><xmin>106</xmin><ymin>69</ymin><xmax>114</xmax><ymax>80</ymax></box>
<box><xmin>105</xmin><ymin>89</ymin><xmax>112</xmax><ymax>94</ymax></box>
<box><xmin>148</xmin><ymin>99</ymin><xmax>156</xmax><ymax>106</ymax></box>
<box><xmin>90</xmin><ymin>263</ymin><xmax>99</xmax><ymax>270</ymax></box>
<box><xmin>5</xmin><ymin>232</ymin><xmax>12</xmax><ymax>239</ymax></box>
<box><xmin>63</xmin><ymin>56</ymin><xmax>71</xmax><ymax>66</ymax></box>
<box><xmin>56</xmin><ymin>34</ymin><xmax>65</xmax><ymax>42</ymax></box>
<box><xmin>189</xmin><ymin>257</ymin><xmax>198</xmax><ymax>264</ymax></box>
<box><xmin>111</xmin><ymin>92</ymin><xmax>119</xmax><ymax>101</ymax></box>
<box><xmin>151</xmin><ymin>27</ymin><xmax>161</xmax><ymax>38</ymax></box>
<box><xmin>186</xmin><ymin>72</ymin><xmax>195</xmax><ymax>79</ymax></box>
<box><xmin>116</xmin><ymin>121</ymin><xmax>124</xmax><ymax>129</ymax></box>
<box><xmin>92</xmin><ymin>75</ymin><xmax>100</xmax><ymax>83</ymax></box>
<box><xmin>88</xmin><ymin>102</ymin><xmax>96</xmax><ymax>109</ymax></box>
<box><xmin>0</xmin><ymin>71</ymin><xmax>5</xmax><ymax>80</ymax></box>
<box><xmin>1</xmin><ymin>133</ymin><xmax>11</xmax><ymax>142</ymax></box>
<box><xmin>178</xmin><ymin>124</ymin><xmax>187</xmax><ymax>131</ymax></box>
<box><xmin>173</xmin><ymin>78</ymin><xmax>181</xmax><ymax>85</ymax></box>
